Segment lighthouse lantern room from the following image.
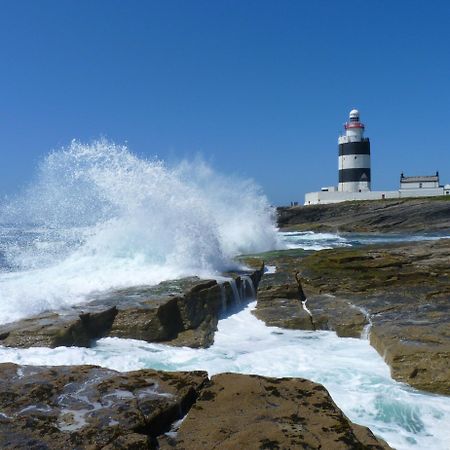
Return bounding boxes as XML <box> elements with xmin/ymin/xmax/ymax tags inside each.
<box><xmin>338</xmin><ymin>109</ymin><xmax>371</xmax><ymax>192</ymax></box>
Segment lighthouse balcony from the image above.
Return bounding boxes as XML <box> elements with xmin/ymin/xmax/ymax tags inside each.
<box><xmin>344</xmin><ymin>122</ymin><xmax>365</xmax><ymax>129</ymax></box>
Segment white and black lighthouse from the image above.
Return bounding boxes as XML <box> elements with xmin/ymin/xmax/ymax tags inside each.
<box><xmin>338</xmin><ymin>109</ymin><xmax>371</xmax><ymax>192</ymax></box>
<box><xmin>304</xmin><ymin>108</ymin><xmax>448</xmax><ymax>204</ymax></box>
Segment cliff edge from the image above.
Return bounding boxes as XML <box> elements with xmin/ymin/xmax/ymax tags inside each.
<box><xmin>278</xmin><ymin>197</ymin><xmax>450</xmax><ymax>233</ymax></box>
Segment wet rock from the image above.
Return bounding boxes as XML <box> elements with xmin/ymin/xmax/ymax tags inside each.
<box><xmin>278</xmin><ymin>197</ymin><xmax>450</xmax><ymax>233</ymax></box>
<box><xmin>0</xmin><ymin>364</ymin><xmax>390</xmax><ymax>450</ymax></box>
<box><xmin>109</xmin><ymin>280</ymin><xmax>223</xmax><ymax>348</ymax></box>
<box><xmin>368</xmin><ymin>294</ymin><xmax>450</xmax><ymax>395</ymax></box>
<box><xmin>253</xmin><ymin>282</ymin><xmax>315</xmax><ymax>330</ymax></box>
<box><xmin>254</xmin><ymin>281</ymin><xmax>367</xmax><ymax>337</ymax></box>
<box><xmin>159</xmin><ymin>373</ymin><xmax>392</xmax><ymax>450</ymax></box>
<box><xmin>0</xmin><ymin>266</ymin><xmax>264</xmax><ymax>350</ymax></box>
<box><xmin>0</xmin><ymin>307</ymin><xmax>118</xmax><ymax>348</ymax></box>
<box><xmin>0</xmin><ymin>363</ymin><xmax>208</xmax><ymax>450</ymax></box>
<box><xmin>255</xmin><ymin>239</ymin><xmax>450</xmax><ymax>394</ymax></box>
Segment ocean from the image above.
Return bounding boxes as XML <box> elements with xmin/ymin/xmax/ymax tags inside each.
<box><xmin>1</xmin><ymin>141</ymin><xmax>449</xmax><ymax>450</ymax></box>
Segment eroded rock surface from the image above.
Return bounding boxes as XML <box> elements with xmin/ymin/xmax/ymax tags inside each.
<box><xmin>0</xmin><ymin>365</ymin><xmax>391</xmax><ymax>450</ymax></box>
<box><xmin>0</xmin><ymin>267</ymin><xmax>263</xmax><ymax>350</ymax></box>
<box><xmin>252</xmin><ymin>239</ymin><xmax>450</xmax><ymax>394</ymax></box>
<box><xmin>160</xmin><ymin>373</ymin><xmax>392</xmax><ymax>450</ymax></box>
<box><xmin>0</xmin><ymin>363</ymin><xmax>207</xmax><ymax>450</ymax></box>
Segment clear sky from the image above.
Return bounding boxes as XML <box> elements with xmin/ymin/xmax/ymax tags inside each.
<box><xmin>0</xmin><ymin>0</ymin><xmax>449</xmax><ymax>205</ymax></box>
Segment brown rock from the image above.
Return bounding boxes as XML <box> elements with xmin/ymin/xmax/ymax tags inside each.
<box><xmin>0</xmin><ymin>266</ymin><xmax>264</xmax><ymax>350</ymax></box>
<box><xmin>160</xmin><ymin>373</ymin><xmax>392</xmax><ymax>450</ymax></box>
<box><xmin>0</xmin><ymin>307</ymin><xmax>118</xmax><ymax>348</ymax></box>
<box><xmin>255</xmin><ymin>238</ymin><xmax>450</xmax><ymax>394</ymax></box>
<box><xmin>254</xmin><ymin>277</ymin><xmax>367</xmax><ymax>337</ymax></box>
<box><xmin>0</xmin><ymin>363</ymin><xmax>208</xmax><ymax>450</ymax></box>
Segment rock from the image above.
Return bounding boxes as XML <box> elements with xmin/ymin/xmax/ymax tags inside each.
<box><xmin>159</xmin><ymin>373</ymin><xmax>392</xmax><ymax>450</ymax></box>
<box><xmin>253</xmin><ymin>282</ymin><xmax>315</xmax><ymax>330</ymax></box>
<box><xmin>0</xmin><ymin>362</ymin><xmax>208</xmax><ymax>450</ymax></box>
<box><xmin>368</xmin><ymin>294</ymin><xmax>450</xmax><ymax>395</ymax></box>
<box><xmin>254</xmin><ymin>239</ymin><xmax>450</xmax><ymax>394</ymax></box>
<box><xmin>0</xmin><ymin>267</ymin><xmax>264</xmax><ymax>350</ymax></box>
<box><xmin>109</xmin><ymin>280</ymin><xmax>223</xmax><ymax>348</ymax></box>
<box><xmin>0</xmin><ymin>364</ymin><xmax>391</xmax><ymax>450</ymax></box>
<box><xmin>0</xmin><ymin>307</ymin><xmax>118</xmax><ymax>348</ymax></box>
<box><xmin>254</xmin><ymin>281</ymin><xmax>367</xmax><ymax>337</ymax></box>
<box><xmin>277</xmin><ymin>197</ymin><xmax>450</xmax><ymax>233</ymax></box>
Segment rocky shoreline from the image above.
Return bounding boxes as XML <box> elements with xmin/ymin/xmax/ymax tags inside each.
<box><xmin>251</xmin><ymin>238</ymin><xmax>450</xmax><ymax>395</ymax></box>
<box><xmin>1</xmin><ymin>234</ymin><xmax>449</xmax><ymax>448</ymax></box>
<box><xmin>0</xmin><ymin>363</ymin><xmax>391</xmax><ymax>449</ymax></box>
<box><xmin>278</xmin><ymin>197</ymin><xmax>450</xmax><ymax>233</ymax></box>
<box><xmin>0</xmin><ymin>268</ymin><xmax>263</xmax><ymax>350</ymax></box>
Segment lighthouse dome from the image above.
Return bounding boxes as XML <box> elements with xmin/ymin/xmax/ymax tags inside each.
<box><xmin>349</xmin><ymin>109</ymin><xmax>359</xmax><ymax>119</ymax></box>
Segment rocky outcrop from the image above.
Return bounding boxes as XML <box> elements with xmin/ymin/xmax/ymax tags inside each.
<box><xmin>0</xmin><ymin>363</ymin><xmax>208</xmax><ymax>449</ymax></box>
<box><xmin>0</xmin><ymin>364</ymin><xmax>391</xmax><ymax>450</ymax></box>
<box><xmin>0</xmin><ymin>307</ymin><xmax>118</xmax><ymax>348</ymax></box>
<box><xmin>252</xmin><ymin>239</ymin><xmax>450</xmax><ymax>395</ymax></box>
<box><xmin>0</xmin><ymin>268</ymin><xmax>264</xmax><ymax>350</ymax></box>
<box><xmin>278</xmin><ymin>197</ymin><xmax>450</xmax><ymax>232</ymax></box>
<box><xmin>255</xmin><ymin>284</ymin><xmax>367</xmax><ymax>337</ymax></box>
<box><xmin>160</xmin><ymin>372</ymin><xmax>391</xmax><ymax>450</ymax></box>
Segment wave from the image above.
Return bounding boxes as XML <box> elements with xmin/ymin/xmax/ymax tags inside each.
<box><xmin>0</xmin><ymin>139</ymin><xmax>280</xmax><ymax>324</ymax></box>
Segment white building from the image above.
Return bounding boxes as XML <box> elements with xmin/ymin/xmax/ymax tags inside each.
<box><xmin>304</xmin><ymin>110</ymin><xmax>449</xmax><ymax>205</ymax></box>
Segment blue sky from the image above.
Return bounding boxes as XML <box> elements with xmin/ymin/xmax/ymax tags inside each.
<box><xmin>0</xmin><ymin>0</ymin><xmax>449</xmax><ymax>205</ymax></box>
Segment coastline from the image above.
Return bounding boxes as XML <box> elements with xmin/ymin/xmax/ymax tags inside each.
<box><xmin>277</xmin><ymin>197</ymin><xmax>450</xmax><ymax>233</ymax></box>
<box><xmin>1</xmin><ymin>226</ymin><xmax>449</xmax><ymax>448</ymax></box>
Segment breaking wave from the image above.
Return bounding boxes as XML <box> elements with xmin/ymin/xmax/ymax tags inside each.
<box><xmin>0</xmin><ymin>139</ymin><xmax>279</xmax><ymax>323</ymax></box>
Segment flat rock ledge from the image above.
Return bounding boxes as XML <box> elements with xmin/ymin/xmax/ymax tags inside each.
<box><xmin>252</xmin><ymin>239</ymin><xmax>450</xmax><ymax>395</ymax></box>
<box><xmin>0</xmin><ymin>363</ymin><xmax>391</xmax><ymax>450</ymax></box>
<box><xmin>0</xmin><ymin>267</ymin><xmax>263</xmax><ymax>350</ymax></box>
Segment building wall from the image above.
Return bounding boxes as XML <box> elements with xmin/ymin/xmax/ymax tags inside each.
<box><xmin>304</xmin><ymin>187</ymin><xmax>446</xmax><ymax>205</ymax></box>
<box><xmin>304</xmin><ymin>190</ymin><xmax>399</xmax><ymax>205</ymax></box>
<box><xmin>399</xmin><ymin>187</ymin><xmax>444</xmax><ymax>197</ymax></box>
<box><xmin>338</xmin><ymin>154</ymin><xmax>371</xmax><ymax>170</ymax></box>
<box><xmin>400</xmin><ymin>181</ymin><xmax>439</xmax><ymax>189</ymax></box>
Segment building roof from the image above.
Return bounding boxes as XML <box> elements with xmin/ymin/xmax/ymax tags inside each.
<box><xmin>400</xmin><ymin>175</ymin><xmax>439</xmax><ymax>183</ymax></box>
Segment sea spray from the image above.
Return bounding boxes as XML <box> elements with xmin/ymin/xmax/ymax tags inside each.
<box><xmin>0</xmin><ymin>139</ymin><xmax>280</xmax><ymax>324</ymax></box>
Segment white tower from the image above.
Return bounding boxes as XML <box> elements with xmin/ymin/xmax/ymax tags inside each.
<box><xmin>338</xmin><ymin>109</ymin><xmax>371</xmax><ymax>192</ymax></box>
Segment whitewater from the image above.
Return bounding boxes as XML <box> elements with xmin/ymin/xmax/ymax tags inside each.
<box><xmin>1</xmin><ymin>140</ymin><xmax>449</xmax><ymax>450</ymax></box>
<box><xmin>0</xmin><ymin>139</ymin><xmax>279</xmax><ymax>324</ymax></box>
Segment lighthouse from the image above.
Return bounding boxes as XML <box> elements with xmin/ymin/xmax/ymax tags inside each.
<box><xmin>338</xmin><ymin>109</ymin><xmax>371</xmax><ymax>192</ymax></box>
<box><xmin>304</xmin><ymin>108</ymin><xmax>448</xmax><ymax>205</ymax></box>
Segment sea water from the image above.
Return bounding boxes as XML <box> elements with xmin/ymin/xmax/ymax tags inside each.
<box><xmin>1</xmin><ymin>140</ymin><xmax>449</xmax><ymax>450</ymax></box>
<box><xmin>2</xmin><ymin>302</ymin><xmax>450</xmax><ymax>450</ymax></box>
<box><xmin>0</xmin><ymin>139</ymin><xmax>279</xmax><ymax>324</ymax></box>
<box><xmin>280</xmin><ymin>230</ymin><xmax>449</xmax><ymax>251</ymax></box>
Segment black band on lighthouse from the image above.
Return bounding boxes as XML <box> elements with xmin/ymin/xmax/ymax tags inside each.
<box><xmin>339</xmin><ymin>168</ymin><xmax>371</xmax><ymax>183</ymax></box>
<box><xmin>339</xmin><ymin>140</ymin><xmax>370</xmax><ymax>156</ymax></box>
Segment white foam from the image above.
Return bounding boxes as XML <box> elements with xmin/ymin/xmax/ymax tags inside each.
<box><xmin>280</xmin><ymin>231</ymin><xmax>351</xmax><ymax>250</ymax></box>
<box><xmin>264</xmin><ymin>265</ymin><xmax>276</xmax><ymax>274</ymax></box>
<box><xmin>1</xmin><ymin>302</ymin><xmax>449</xmax><ymax>450</ymax></box>
<box><xmin>280</xmin><ymin>230</ymin><xmax>449</xmax><ymax>251</ymax></box>
<box><xmin>0</xmin><ymin>140</ymin><xmax>281</xmax><ymax>324</ymax></box>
